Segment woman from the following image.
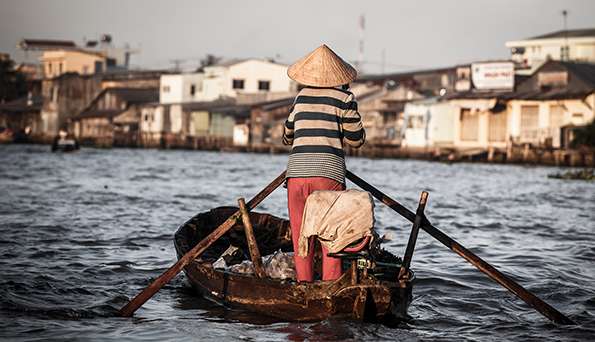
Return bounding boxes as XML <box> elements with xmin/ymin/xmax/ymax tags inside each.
<box><xmin>283</xmin><ymin>45</ymin><xmax>366</xmax><ymax>282</ymax></box>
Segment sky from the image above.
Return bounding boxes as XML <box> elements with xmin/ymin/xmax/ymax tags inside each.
<box><xmin>1</xmin><ymin>0</ymin><xmax>594</xmax><ymax>74</ymax></box>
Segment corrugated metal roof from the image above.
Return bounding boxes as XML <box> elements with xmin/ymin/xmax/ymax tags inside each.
<box><xmin>18</xmin><ymin>39</ymin><xmax>77</xmax><ymax>50</ymax></box>
<box><xmin>107</xmin><ymin>87</ymin><xmax>159</xmax><ymax>104</ymax></box>
<box><xmin>0</xmin><ymin>95</ymin><xmax>43</xmax><ymax>113</ymax></box>
<box><xmin>72</xmin><ymin>109</ymin><xmax>124</xmax><ymax>120</ymax></box>
<box><xmin>528</xmin><ymin>28</ymin><xmax>595</xmax><ymax>40</ymax></box>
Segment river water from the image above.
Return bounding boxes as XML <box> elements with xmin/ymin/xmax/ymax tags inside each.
<box><xmin>1</xmin><ymin>144</ymin><xmax>594</xmax><ymax>341</ymax></box>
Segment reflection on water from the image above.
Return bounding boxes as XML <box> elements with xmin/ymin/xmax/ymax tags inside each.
<box><xmin>0</xmin><ymin>144</ymin><xmax>594</xmax><ymax>341</ymax></box>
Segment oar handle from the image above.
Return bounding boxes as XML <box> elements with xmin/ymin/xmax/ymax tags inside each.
<box><xmin>118</xmin><ymin>171</ymin><xmax>286</xmax><ymax>317</ymax></box>
<box><xmin>238</xmin><ymin>197</ymin><xmax>267</xmax><ymax>279</ymax></box>
<box><xmin>346</xmin><ymin>170</ymin><xmax>575</xmax><ymax>325</ymax></box>
<box><xmin>399</xmin><ymin>191</ymin><xmax>428</xmax><ymax>283</ymax></box>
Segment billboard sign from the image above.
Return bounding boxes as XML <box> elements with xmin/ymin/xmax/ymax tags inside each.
<box><xmin>471</xmin><ymin>62</ymin><xmax>514</xmax><ymax>90</ymax></box>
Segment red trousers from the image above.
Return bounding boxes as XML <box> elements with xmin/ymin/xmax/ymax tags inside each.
<box><xmin>287</xmin><ymin>177</ymin><xmax>344</xmax><ymax>282</ymax></box>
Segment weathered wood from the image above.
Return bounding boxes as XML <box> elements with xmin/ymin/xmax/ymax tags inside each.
<box><xmin>352</xmin><ymin>288</ymin><xmax>368</xmax><ymax>320</ymax></box>
<box><xmin>118</xmin><ymin>171</ymin><xmax>286</xmax><ymax>317</ymax></box>
<box><xmin>238</xmin><ymin>197</ymin><xmax>267</xmax><ymax>279</ymax></box>
<box><xmin>346</xmin><ymin>170</ymin><xmax>575</xmax><ymax>325</ymax></box>
<box><xmin>398</xmin><ymin>191</ymin><xmax>428</xmax><ymax>285</ymax></box>
<box><xmin>174</xmin><ymin>207</ymin><xmax>411</xmax><ymax>322</ymax></box>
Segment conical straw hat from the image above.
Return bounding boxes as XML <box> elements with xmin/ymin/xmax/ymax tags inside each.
<box><xmin>288</xmin><ymin>45</ymin><xmax>357</xmax><ymax>87</ymax></box>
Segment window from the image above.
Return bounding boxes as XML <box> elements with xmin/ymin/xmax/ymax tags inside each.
<box><xmin>460</xmin><ymin>109</ymin><xmax>479</xmax><ymax>141</ymax></box>
<box><xmin>488</xmin><ymin>112</ymin><xmax>507</xmax><ymax>142</ymax></box>
<box><xmin>190</xmin><ymin>84</ymin><xmax>196</xmax><ymax>96</ymax></box>
<box><xmin>258</xmin><ymin>80</ymin><xmax>270</xmax><ymax>91</ymax></box>
<box><xmin>520</xmin><ymin>105</ymin><xmax>539</xmax><ymax>142</ymax></box>
<box><xmin>162</xmin><ymin>85</ymin><xmax>170</xmax><ymax>93</ymax></box>
<box><xmin>48</xmin><ymin>63</ymin><xmax>52</xmax><ymax>75</ymax></box>
<box><xmin>94</xmin><ymin>61</ymin><xmax>103</xmax><ymax>73</ymax></box>
<box><xmin>560</xmin><ymin>46</ymin><xmax>570</xmax><ymax>61</ymax></box>
<box><xmin>232</xmin><ymin>79</ymin><xmax>245</xmax><ymax>90</ymax></box>
<box><xmin>59</xmin><ymin>63</ymin><xmax>63</xmax><ymax>74</ymax></box>
<box><xmin>550</xmin><ymin>105</ymin><xmax>565</xmax><ymax>128</ymax></box>
<box><xmin>572</xmin><ymin>113</ymin><xmax>584</xmax><ymax>121</ymax></box>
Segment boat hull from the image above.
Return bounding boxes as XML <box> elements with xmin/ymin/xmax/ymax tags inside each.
<box><xmin>174</xmin><ymin>207</ymin><xmax>413</xmax><ymax>322</ymax></box>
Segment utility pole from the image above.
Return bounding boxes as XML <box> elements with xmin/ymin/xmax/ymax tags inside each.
<box><xmin>381</xmin><ymin>48</ymin><xmax>386</xmax><ymax>74</ymax></box>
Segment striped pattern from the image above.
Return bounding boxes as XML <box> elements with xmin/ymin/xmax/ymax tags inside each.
<box><xmin>283</xmin><ymin>87</ymin><xmax>365</xmax><ymax>184</ymax></box>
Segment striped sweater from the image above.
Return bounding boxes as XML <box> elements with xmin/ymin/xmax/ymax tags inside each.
<box><xmin>283</xmin><ymin>86</ymin><xmax>365</xmax><ymax>184</ymax></box>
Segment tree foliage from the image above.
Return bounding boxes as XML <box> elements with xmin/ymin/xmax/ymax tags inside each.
<box><xmin>196</xmin><ymin>54</ymin><xmax>222</xmax><ymax>72</ymax></box>
<box><xmin>0</xmin><ymin>56</ymin><xmax>27</xmax><ymax>103</ymax></box>
<box><xmin>571</xmin><ymin>119</ymin><xmax>595</xmax><ymax>148</ymax></box>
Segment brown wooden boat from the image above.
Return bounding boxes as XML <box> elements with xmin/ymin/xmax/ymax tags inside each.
<box><xmin>174</xmin><ymin>206</ymin><xmax>414</xmax><ymax>322</ymax></box>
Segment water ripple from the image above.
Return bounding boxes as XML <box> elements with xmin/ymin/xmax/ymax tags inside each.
<box><xmin>1</xmin><ymin>144</ymin><xmax>594</xmax><ymax>341</ymax></box>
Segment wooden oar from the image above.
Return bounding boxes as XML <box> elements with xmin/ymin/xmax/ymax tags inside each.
<box><xmin>118</xmin><ymin>171</ymin><xmax>286</xmax><ymax>317</ymax></box>
<box><xmin>346</xmin><ymin>170</ymin><xmax>575</xmax><ymax>325</ymax></box>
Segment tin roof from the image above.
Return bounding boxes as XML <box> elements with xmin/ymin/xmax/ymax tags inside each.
<box><xmin>18</xmin><ymin>39</ymin><xmax>77</xmax><ymax>51</ymax></box>
<box><xmin>528</xmin><ymin>28</ymin><xmax>595</xmax><ymax>40</ymax></box>
<box><xmin>0</xmin><ymin>95</ymin><xmax>43</xmax><ymax>113</ymax></box>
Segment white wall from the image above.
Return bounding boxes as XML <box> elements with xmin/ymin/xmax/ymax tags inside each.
<box><xmin>199</xmin><ymin>59</ymin><xmax>294</xmax><ymax>101</ymax></box>
<box><xmin>429</xmin><ymin>102</ymin><xmax>457</xmax><ymax>144</ymax></box>
<box><xmin>227</xmin><ymin>60</ymin><xmax>292</xmax><ymax>94</ymax></box>
<box><xmin>508</xmin><ymin>96</ymin><xmax>595</xmax><ymax>147</ymax></box>
<box><xmin>170</xmin><ymin>104</ymin><xmax>183</xmax><ymax>133</ymax></box>
<box><xmin>402</xmin><ymin>100</ymin><xmax>456</xmax><ymax>147</ymax></box>
<box><xmin>160</xmin><ymin>60</ymin><xmax>294</xmax><ymax>103</ymax></box>
<box><xmin>506</xmin><ymin>37</ymin><xmax>595</xmax><ymax>72</ymax></box>
<box><xmin>449</xmin><ymin>99</ymin><xmax>497</xmax><ymax>149</ymax></box>
<box><xmin>140</xmin><ymin>106</ymin><xmax>164</xmax><ymax>133</ymax></box>
<box><xmin>160</xmin><ymin>73</ymin><xmax>205</xmax><ymax>104</ymax></box>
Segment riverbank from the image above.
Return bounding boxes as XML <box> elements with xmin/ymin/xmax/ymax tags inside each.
<box><xmin>18</xmin><ymin>136</ymin><xmax>595</xmax><ymax>168</ymax></box>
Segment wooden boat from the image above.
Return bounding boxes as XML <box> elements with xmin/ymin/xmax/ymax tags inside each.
<box><xmin>174</xmin><ymin>206</ymin><xmax>414</xmax><ymax>322</ymax></box>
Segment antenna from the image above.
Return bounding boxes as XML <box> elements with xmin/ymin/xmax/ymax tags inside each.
<box><xmin>170</xmin><ymin>59</ymin><xmax>184</xmax><ymax>72</ymax></box>
<box><xmin>561</xmin><ymin>10</ymin><xmax>569</xmax><ymax>61</ymax></box>
<box><xmin>357</xmin><ymin>14</ymin><xmax>365</xmax><ymax>73</ymax></box>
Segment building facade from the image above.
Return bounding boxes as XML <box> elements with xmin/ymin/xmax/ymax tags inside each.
<box><xmin>506</xmin><ymin>28</ymin><xmax>595</xmax><ymax>74</ymax></box>
<box><xmin>41</xmin><ymin>49</ymin><xmax>108</xmax><ymax>78</ymax></box>
<box><xmin>159</xmin><ymin>59</ymin><xmax>296</xmax><ymax>104</ymax></box>
<box><xmin>71</xmin><ymin>87</ymin><xmax>158</xmax><ymax>146</ymax></box>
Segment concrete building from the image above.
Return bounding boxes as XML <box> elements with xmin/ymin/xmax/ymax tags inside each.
<box><xmin>41</xmin><ymin>49</ymin><xmax>108</xmax><ymax>78</ymax></box>
<box><xmin>506</xmin><ymin>60</ymin><xmax>595</xmax><ymax>148</ymax></box>
<box><xmin>401</xmin><ymin>98</ymin><xmax>457</xmax><ymax>148</ymax></box>
<box><xmin>202</xmin><ymin>59</ymin><xmax>295</xmax><ymax>100</ymax></box>
<box><xmin>159</xmin><ymin>59</ymin><xmax>296</xmax><ymax>104</ymax></box>
<box><xmin>506</xmin><ymin>28</ymin><xmax>595</xmax><ymax>74</ymax></box>
<box><xmin>444</xmin><ymin>60</ymin><xmax>595</xmax><ymax>151</ymax></box>
<box><xmin>159</xmin><ymin>73</ymin><xmax>205</xmax><ymax>104</ymax></box>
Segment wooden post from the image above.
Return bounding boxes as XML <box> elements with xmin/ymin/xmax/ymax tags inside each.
<box><xmin>398</xmin><ymin>191</ymin><xmax>428</xmax><ymax>286</ymax></box>
<box><xmin>238</xmin><ymin>197</ymin><xmax>267</xmax><ymax>278</ymax></box>
<box><xmin>346</xmin><ymin>170</ymin><xmax>575</xmax><ymax>325</ymax></box>
<box><xmin>118</xmin><ymin>171</ymin><xmax>286</xmax><ymax>317</ymax></box>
